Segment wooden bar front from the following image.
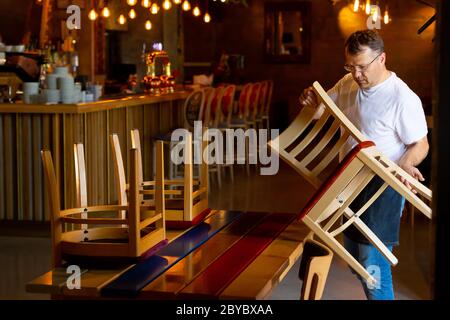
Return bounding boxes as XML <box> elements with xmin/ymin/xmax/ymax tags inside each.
<box><xmin>0</xmin><ymin>92</ymin><xmax>189</xmax><ymax>222</ymax></box>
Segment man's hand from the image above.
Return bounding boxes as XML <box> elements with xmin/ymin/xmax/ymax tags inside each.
<box><xmin>398</xmin><ymin>162</ymin><xmax>425</xmax><ymax>194</ymax></box>
<box><xmin>397</xmin><ymin>137</ymin><xmax>429</xmax><ymax>194</ymax></box>
<box><xmin>299</xmin><ymin>87</ymin><xmax>319</xmax><ymax>109</ymax></box>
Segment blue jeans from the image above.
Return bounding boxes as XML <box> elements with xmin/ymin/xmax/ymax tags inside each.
<box><xmin>344</xmin><ymin>235</ymin><xmax>394</xmax><ymax>300</ymax></box>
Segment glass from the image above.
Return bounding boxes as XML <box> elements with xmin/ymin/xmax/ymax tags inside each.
<box><xmin>344</xmin><ymin>51</ymin><xmax>383</xmax><ymax>73</ymax></box>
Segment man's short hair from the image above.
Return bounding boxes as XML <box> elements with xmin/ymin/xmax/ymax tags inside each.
<box><xmin>345</xmin><ymin>30</ymin><xmax>384</xmax><ymax>55</ymax></box>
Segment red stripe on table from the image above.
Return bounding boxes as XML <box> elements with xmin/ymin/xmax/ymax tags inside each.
<box><xmin>177</xmin><ymin>212</ymin><xmax>296</xmax><ymax>299</ymax></box>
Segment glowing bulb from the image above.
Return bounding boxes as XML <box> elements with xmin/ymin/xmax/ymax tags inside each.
<box><xmin>372</xmin><ymin>7</ymin><xmax>378</xmax><ymax>22</ymax></box>
<box><xmin>182</xmin><ymin>0</ymin><xmax>191</xmax><ymax>11</ymax></box>
<box><xmin>353</xmin><ymin>0</ymin><xmax>359</xmax><ymax>12</ymax></box>
<box><xmin>174</xmin><ymin>0</ymin><xmax>182</xmax><ymax>4</ymax></box>
<box><xmin>384</xmin><ymin>8</ymin><xmax>389</xmax><ymax>24</ymax></box>
<box><xmin>101</xmin><ymin>7</ymin><xmax>110</xmax><ymax>18</ymax></box>
<box><xmin>204</xmin><ymin>12</ymin><xmax>211</xmax><ymax>23</ymax></box>
<box><xmin>163</xmin><ymin>0</ymin><xmax>172</xmax><ymax>10</ymax></box>
<box><xmin>127</xmin><ymin>0</ymin><xmax>137</xmax><ymax>6</ymax></box>
<box><xmin>129</xmin><ymin>8</ymin><xmax>137</xmax><ymax>19</ymax></box>
<box><xmin>145</xmin><ymin>20</ymin><xmax>152</xmax><ymax>30</ymax></box>
<box><xmin>88</xmin><ymin>9</ymin><xmax>98</xmax><ymax>21</ymax></box>
<box><xmin>118</xmin><ymin>14</ymin><xmax>126</xmax><ymax>25</ymax></box>
<box><xmin>221</xmin><ymin>0</ymin><xmax>226</xmax><ymax>2</ymax></box>
<box><xmin>151</xmin><ymin>3</ymin><xmax>159</xmax><ymax>14</ymax></box>
<box><xmin>365</xmin><ymin>0</ymin><xmax>371</xmax><ymax>15</ymax></box>
<box><xmin>141</xmin><ymin>0</ymin><xmax>151</xmax><ymax>8</ymax></box>
<box><xmin>193</xmin><ymin>6</ymin><xmax>200</xmax><ymax>16</ymax></box>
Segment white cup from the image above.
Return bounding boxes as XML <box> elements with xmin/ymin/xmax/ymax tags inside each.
<box><xmin>43</xmin><ymin>89</ymin><xmax>59</xmax><ymax>104</ymax></box>
<box><xmin>23</xmin><ymin>82</ymin><xmax>39</xmax><ymax>95</ymax></box>
<box><xmin>54</xmin><ymin>66</ymin><xmax>68</xmax><ymax>75</ymax></box>
<box><xmin>46</xmin><ymin>74</ymin><xmax>59</xmax><ymax>89</ymax></box>
<box><xmin>93</xmin><ymin>85</ymin><xmax>103</xmax><ymax>101</ymax></box>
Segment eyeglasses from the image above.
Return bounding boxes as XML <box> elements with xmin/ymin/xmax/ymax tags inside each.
<box><xmin>344</xmin><ymin>52</ymin><xmax>383</xmax><ymax>73</ymax></box>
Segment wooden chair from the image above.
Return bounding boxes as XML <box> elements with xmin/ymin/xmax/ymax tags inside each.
<box><xmin>255</xmin><ymin>81</ymin><xmax>268</xmax><ymax>130</ymax></box>
<box><xmin>256</xmin><ymin>80</ymin><xmax>273</xmax><ymax>130</ymax></box>
<box><xmin>42</xmin><ymin>143</ymin><xmax>166</xmax><ymax>268</ymax></box>
<box><xmin>270</xmin><ymin>81</ymin><xmax>432</xmax><ymax>286</ymax></box>
<box><xmin>120</xmin><ymin>130</ymin><xmax>209</xmax><ymax>228</ymax></box>
<box><xmin>298</xmin><ymin>239</ymin><xmax>333</xmax><ymax>300</ymax></box>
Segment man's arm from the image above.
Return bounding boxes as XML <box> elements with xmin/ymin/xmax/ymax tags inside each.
<box><xmin>397</xmin><ymin>136</ymin><xmax>430</xmax><ymax>192</ymax></box>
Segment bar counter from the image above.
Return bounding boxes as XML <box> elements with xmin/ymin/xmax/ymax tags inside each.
<box><xmin>0</xmin><ymin>90</ymin><xmax>190</xmax><ymax>222</ymax></box>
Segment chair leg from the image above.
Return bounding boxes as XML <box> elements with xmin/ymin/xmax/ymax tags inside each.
<box><xmin>303</xmin><ymin>216</ymin><xmax>377</xmax><ymax>287</ymax></box>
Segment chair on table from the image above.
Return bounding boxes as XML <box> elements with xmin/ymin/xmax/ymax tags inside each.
<box><xmin>298</xmin><ymin>239</ymin><xmax>333</xmax><ymax>300</ymax></box>
<box><xmin>112</xmin><ymin>130</ymin><xmax>210</xmax><ymax>229</ymax></box>
<box><xmin>42</xmin><ymin>143</ymin><xmax>166</xmax><ymax>268</ymax></box>
<box><xmin>269</xmin><ymin>81</ymin><xmax>432</xmax><ymax>286</ymax></box>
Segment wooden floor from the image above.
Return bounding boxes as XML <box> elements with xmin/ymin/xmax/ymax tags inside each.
<box><xmin>0</xmin><ymin>162</ymin><xmax>433</xmax><ymax>299</ymax></box>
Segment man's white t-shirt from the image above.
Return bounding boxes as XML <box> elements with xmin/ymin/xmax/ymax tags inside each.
<box><xmin>327</xmin><ymin>72</ymin><xmax>428</xmax><ymax>163</ymax></box>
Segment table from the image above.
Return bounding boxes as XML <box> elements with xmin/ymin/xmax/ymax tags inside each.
<box><xmin>26</xmin><ymin>209</ymin><xmax>310</xmax><ymax>300</ymax></box>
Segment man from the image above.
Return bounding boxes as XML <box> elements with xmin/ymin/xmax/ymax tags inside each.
<box><xmin>298</xmin><ymin>30</ymin><xmax>429</xmax><ymax>300</ymax></box>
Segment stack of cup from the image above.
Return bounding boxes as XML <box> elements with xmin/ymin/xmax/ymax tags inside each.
<box><xmin>41</xmin><ymin>89</ymin><xmax>59</xmax><ymax>104</ymax></box>
<box><xmin>58</xmin><ymin>75</ymin><xmax>75</xmax><ymax>104</ymax></box>
<box><xmin>22</xmin><ymin>82</ymin><xmax>40</xmax><ymax>104</ymax></box>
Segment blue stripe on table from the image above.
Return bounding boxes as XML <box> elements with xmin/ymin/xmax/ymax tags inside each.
<box><xmin>101</xmin><ymin>210</ymin><xmax>241</xmax><ymax>298</ymax></box>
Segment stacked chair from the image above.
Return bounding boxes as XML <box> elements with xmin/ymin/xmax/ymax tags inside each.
<box><xmin>111</xmin><ymin>129</ymin><xmax>210</xmax><ymax>229</ymax></box>
<box><xmin>41</xmin><ymin>142</ymin><xmax>166</xmax><ymax>268</ymax></box>
<box><xmin>269</xmin><ymin>81</ymin><xmax>432</xmax><ymax>286</ymax></box>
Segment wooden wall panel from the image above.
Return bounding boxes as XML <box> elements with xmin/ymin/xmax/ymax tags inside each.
<box><xmin>0</xmin><ymin>98</ymin><xmax>185</xmax><ymax>222</ymax></box>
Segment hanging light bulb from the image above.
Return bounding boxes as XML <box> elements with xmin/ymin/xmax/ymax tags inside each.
<box><xmin>372</xmin><ymin>6</ymin><xmax>379</xmax><ymax>22</ymax></box>
<box><xmin>145</xmin><ymin>20</ymin><xmax>152</xmax><ymax>30</ymax></box>
<box><xmin>127</xmin><ymin>0</ymin><xmax>137</xmax><ymax>6</ymax></box>
<box><xmin>220</xmin><ymin>0</ymin><xmax>226</xmax><ymax>3</ymax></box>
<box><xmin>204</xmin><ymin>12</ymin><xmax>211</xmax><ymax>23</ymax></box>
<box><xmin>129</xmin><ymin>8</ymin><xmax>137</xmax><ymax>19</ymax></box>
<box><xmin>141</xmin><ymin>0</ymin><xmax>151</xmax><ymax>8</ymax></box>
<box><xmin>193</xmin><ymin>6</ymin><xmax>201</xmax><ymax>16</ymax></box>
<box><xmin>163</xmin><ymin>0</ymin><xmax>172</xmax><ymax>10</ymax></box>
<box><xmin>384</xmin><ymin>6</ymin><xmax>389</xmax><ymax>24</ymax></box>
<box><xmin>88</xmin><ymin>9</ymin><xmax>98</xmax><ymax>21</ymax></box>
<box><xmin>365</xmin><ymin>0</ymin><xmax>371</xmax><ymax>15</ymax></box>
<box><xmin>118</xmin><ymin>14</ymin><xmax>127</xmax><ymax>25</ymax></box>
<box><xmin>174</xmin><ymin>0</ymin><xmax>182</xmax><ymax>4</ymax></box>
<box><xmin>151</xmin><ymin>3</ymin><xmax>159</xmax><ymax>14</ymax></box>
<box><xmin>353</xmin><ymin>0</ymin><xmax>359</xmax><ymax>12</ymax></box>
<box><xmin>182</xmin><ymin>0</ymin><xmax>191</xmax><ymax>11</ymax></box>
<box><xmin>101</xmin><ymin>7</ymin><xmax>110</xmax><ymax>18</ymax></box>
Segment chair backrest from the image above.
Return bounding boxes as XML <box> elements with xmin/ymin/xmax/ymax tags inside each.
<box><xmin>219</xmin><ymin>84</ymin><xmax>236</xmax><ymax>126</ymax></box>
<box><xmin>257</xmin><ymin>81</ymin><xmax>268</xmax><ymax>115</ymax></box>
<box><xmin>184</xmin><ymin>89</ymin><xmax>205</xmax><ymax>130</ymax></box>
<box><xmin>208</xmin><ymin>86</ymin><xmax>225</xmax><ymax>127</ymax></box>
<box><xmin>130</xmin><ymin>129</ymin><xmax>144</xmax><ymax>186</ymax></box>
<box><xmin>74</xmin><ymin>143</ymin><xmax>87</xmax><ymax>208</ymax></box>
<box><xmin>41</xmin><ymin>149</ymin><xmax>63</xmax><ymax>267</ymax></box>
<box><xmin>268</xmin><ymin>81</ymin><xmax>367</xmax><ymax>189</ymax></box>
<box><xmin>248</xmin><ymin>82</ymin><xmax>261</xmax><ymax>119</ymax></box>
<box><xmin>298</xmin><ymin>239</ymin><xmax>333</xmax><ymax>300</ymax></box>
<box><xmin>200</xmin><ymin>87</ymin><xmax>215</xmax><ymax>125</ymax></box>
<box><xmin>264</xmin><ymin>80</ymin><xmax>274</xmax><ymax>115</ymax></box>
<box><xmin>238</xmin><ymin>83</ymin><xmax>253</xmax><ymax>118</ymax></box>
<box><xmin>110</xmin><ymin>133</ymin><xmax>128</xmax><ymax>207</ymax></box>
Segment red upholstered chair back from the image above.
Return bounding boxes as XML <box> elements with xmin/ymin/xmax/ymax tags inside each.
<box><xmin>220</xmin><ymin>85</ymin><xmax>236</xmax><ymax>119</ymax></box>
<box><xmin>248</xmin><ymin>82</ymin><xmax>261</xmax><ymax>119</ymax></box>
<box><xmin>238</xmin><ymin>83</ymin><xmax>253</xmax><ymax>117</ymax></box>
<box><xmin>257</xmin><ymin>81</ymin><xmax>268</xmax><ymax>115</ymax></box>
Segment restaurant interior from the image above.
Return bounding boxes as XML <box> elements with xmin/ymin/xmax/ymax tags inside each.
<box><xmin>0</xmin><ymin>0</ymin><xmax>449</xmax><ymax>301</ymax></box>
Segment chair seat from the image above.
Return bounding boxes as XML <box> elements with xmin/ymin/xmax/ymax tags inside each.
<box><xmin>298</xmin><ymin>141</ymin><xmax>375</xmax><ymax>220</ymax></box>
